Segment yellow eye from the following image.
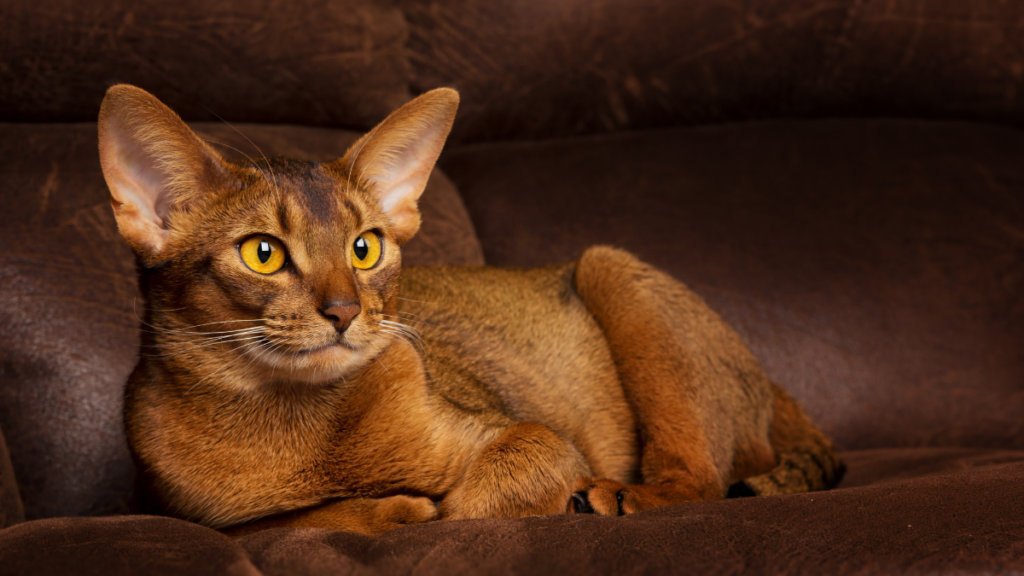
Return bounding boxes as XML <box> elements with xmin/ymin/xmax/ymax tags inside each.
<box><xmin>240</xmin><ymin>236</ymin><xmax>286</xmax><ymax>274</ymax></box>
<box><xmin>352</xmin><ymin>231</ymin><xmax>382</xmax><ymax>269</ymax></box>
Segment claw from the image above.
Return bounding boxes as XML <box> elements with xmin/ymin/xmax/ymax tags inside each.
<box><xmin>570</xmin><ymin>491</ymin><xmax>595</xmax><ymax>514</ymax></box>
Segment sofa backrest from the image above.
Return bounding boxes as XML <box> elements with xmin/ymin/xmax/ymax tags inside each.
<box><xmin>3</xmin><ymin>0</ymin><xmax>1024</xmax><ymax>143</ymax></box>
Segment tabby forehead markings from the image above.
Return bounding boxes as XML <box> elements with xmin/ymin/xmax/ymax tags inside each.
<box><xmin>276</xmin><ymin>203</ymin><xmax>290</xmax><ymax>234</ymax></box>
<box><xmin>341</xmin><ymin>197</ymin><xmax>364</xmax><ymax>232</ymax></box>
<box><xmin>253</xmin><ymin>158</ymin><xmax>339</xmax><ymax>224</ymax></box>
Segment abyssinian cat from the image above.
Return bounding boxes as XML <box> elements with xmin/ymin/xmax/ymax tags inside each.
<box><xmin>98</xmin><ymin>84</ymin><xmax>844</xmax><ymax>535</ymax></box>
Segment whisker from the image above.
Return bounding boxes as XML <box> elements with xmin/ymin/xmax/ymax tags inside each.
<box><xmin>141</xmin><ymin>327</ymin><xmax>265</xmax><ymax>341</ymax></box>
<box><xmin>258</xmin><ymin>337</ymin><xmax>292</xmax><ymax>384</ymax></box>
<box><xmin>138</xmin><ymin>330</ymin><xmax>264</xmax><ymax>352</ymax></box>
<box><xmin>380</xmin><ymin>327</ymin><xmax>426</xmax><ymax>355</ymax></box>
<box><xmin>183</xmin><ymin>339</ymin><xmax>266</xmax><ymax>395</ymax></box>
<box><xmin>379</xmin><ymin>328</ymin><xmax>421</xmax><ymax>344</ymax></box>
<box><xmin>236</xmin><ymin>339</ymin><xmax>281</xmax><ymax>380</ymax></box>
<box><xmin>390</xmin><ymin>309</ymin><xmax>431</xmax><ymax>320</ymax></box>
<box><xmin>353</xmin><ymin>143</ymin><xmax>392</xmax><ymax>194</ymax></box>
<box><xmin>374</xmin><ymin>347</ymin><xmax>393</xmax><ymax>376</ymax></box>
<box><xmin>133</xmin><ymin>301</ymin><xmax>272</xmax><ymax>335</ymax></box>
<box><xmin>134</xmin><ymin>303</ymin><xmax>188</xmax><ymax>313</ymax></box>
<box><xmin>380</xmin><ymin>319</ymin><xmax>423</xmax><ymax>340</ymax></box>
<box><xmin>201</xmin><ymin>108</ymin><xmax>281</xmax><ymax>193</ymax></box>
<box><xmin>202</xmin><ymin>137</ymin><xmax>275</xmax><ymax>188</ymax></box>
<box><xmin>397</xmin><ymin>297</ymin><xmax>438</xmax><ymax>306</ymax></box>
<box><xmin>344</xmin><ymin>124</ymin><xmax>380</xmax><ymax>191</ymax></box>
<box><xmin>380</xmin><ymin>321</ymin><xmax>422</xmax><ymax>338</ymax></box>
<box><xmin>379</xmin><ymin>313</ymin><xmax>433</xmax><ymax>326</ymax></box>
<box><xmin>142</xmin><ymin>334</ymin><xmax>265</xmax><ymax>358</ymax></box>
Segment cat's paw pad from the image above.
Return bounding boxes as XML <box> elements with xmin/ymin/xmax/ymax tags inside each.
<box><xmin>567</xmin><ymin>478</ymin><xmax>646</xmax><ymax>516</ymax></box>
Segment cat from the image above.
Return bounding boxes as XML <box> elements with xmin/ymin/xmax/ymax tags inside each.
<box><xmin>98</xmin><ymin>84</ymin><xmax>844</xmax><ymax>535</ymax></box>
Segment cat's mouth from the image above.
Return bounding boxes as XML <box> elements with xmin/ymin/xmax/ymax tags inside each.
<box><xmin>291</xmin><ymin>340</ymin><xmax>355</xmax><ymax>355</ymax></box>
<box><xmin>242</xmin><ymin>328</ymin><xmax>392</xmax><ymax>386</ymax></box>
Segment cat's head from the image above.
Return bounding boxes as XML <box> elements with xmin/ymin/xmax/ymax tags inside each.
<box><xmin>98</xmin><ymin>85</ymin><xmax>458</xmax><ymax>387</ymax></box>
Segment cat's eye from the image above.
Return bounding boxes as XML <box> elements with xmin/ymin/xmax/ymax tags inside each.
<box><xmin>240</xmin><ymin>235</ymin><xmax>286</xmax><ymax>275</ymax></box>
<box><xmin>351</xmin><ymin>231</ymin><xmax>382</xmax><ymax>270</ymax></box>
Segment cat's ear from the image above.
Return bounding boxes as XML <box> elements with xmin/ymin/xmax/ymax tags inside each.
<box><xmin>336</xmin><ymin>88</ymin><xmax>459</xmax><ymax>244</ymax></box>
<box><xmin>98</xmin><ymin>84</ymin><xmax>233</xmax><ymax>263</ymax></box>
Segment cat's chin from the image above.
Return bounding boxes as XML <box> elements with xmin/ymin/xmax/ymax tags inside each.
<box><xmin>247</xmin><ymin>337</ymin><xmax>389</xmax><ymax>386</ymax></box>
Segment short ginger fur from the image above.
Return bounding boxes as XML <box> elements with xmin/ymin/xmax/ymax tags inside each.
<box><xmin>99</xmin><ymin>84</ymin><xmax>844</xmax><ymax>534</ymax></box>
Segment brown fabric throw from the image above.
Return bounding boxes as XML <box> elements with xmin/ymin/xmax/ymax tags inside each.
<box><xmin>0</xmin><ymin>123</ymin><xmax>483</xmax><ymax>521</ymax></box>
<box><xmin>0</xmin><ymin>427</ymin><xmax>25</xmax><ymax>529</ymax></box>
<box><xmin>0</xmin><ymin>448</ymin><xmax>1021</xmax><ymax>575</ymax></box>
<box><xmin>440</xmin><ymin>118</ymin><xmax>1024</xmax><ymax>451</ymax></box>
<box><xmin>0</xmin><ymin>0</ymin><xmax>410</xmax><ymax>129</ymax></box>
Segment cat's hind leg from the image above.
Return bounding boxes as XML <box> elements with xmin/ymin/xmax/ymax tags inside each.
<box><xmin>727</xmin><ymin>383</ymin><xmax>846</xmax><ymax>498</ymax></box>
<box><xmin>569</xmin><ymin>246</ymin><xmax>776</xmax><ymax>515</ymax></box>
<box><xmin>570</xmin><ymin>246</ymin><xmax>843</xmax><ymax>515</ymax></box>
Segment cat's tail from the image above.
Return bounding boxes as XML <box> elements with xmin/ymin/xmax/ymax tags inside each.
<box><xmin>728</xmin><ymin>382</ymin><xmax>845</xmax><ymax>497</ymax></box>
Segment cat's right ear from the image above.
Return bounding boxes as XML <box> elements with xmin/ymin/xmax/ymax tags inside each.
<box><xmin>334</xmin><ymin>89</ymin><xmax>459</xmax><ymax>245</ymax></box>
<box><xmin>98</xmin><ymin>84</ymin><xmax>232</xmax><ymax>265</ymax></box>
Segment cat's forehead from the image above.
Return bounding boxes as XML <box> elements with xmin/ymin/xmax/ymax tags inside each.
<box><xmin>230</xmin><ymin>157</ymin><xmax>376</xmax><ymax>231</ymax></box>
<box><xmin>252</xmin><ymin>158</ymin><xmax>338</xmax><ymax>223</ymax></box>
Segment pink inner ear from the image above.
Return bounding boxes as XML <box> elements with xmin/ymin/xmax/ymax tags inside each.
<box><xmin>361</xmin><ymin>125</ymin><xmax>450</xmax><ymax>237</ymax></box>
<box><xmin>378</xmin><ymin>169</ymin><xmax>427</xmax><ymax>214</ymax></box>
<box><xmin>341</xmin><ymin>88</ymin><xmax>458</xmax><ymax>245</ymax></box>
<box><xmin>103</xmin><ymin>122</ymin><xmax>174</xmax><ymax>231</ymax></box>
<box><xmin>99</xmin><ymin>84</ymin><xmax>236</xmax><ymax>261</ymax></box>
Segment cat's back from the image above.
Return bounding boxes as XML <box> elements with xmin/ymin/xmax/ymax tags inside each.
<box><xmin>400</xmin><ymin>264</ymin><xmax>639</xmax><ymax>481</ymax></box>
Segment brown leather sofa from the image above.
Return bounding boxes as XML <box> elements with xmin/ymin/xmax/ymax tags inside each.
<box><xmin>2</xmin><ymin>0</ymin><xmax>1023</xmax><ymax>574</ymax></box>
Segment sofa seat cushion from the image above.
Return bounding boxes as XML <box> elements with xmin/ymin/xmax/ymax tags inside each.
<box><xmin>0</xmin><ymin>448</ymin><xmax>1022</xmax><ymax>575</ymax></box>
<box><xmin>440</xmin><ymin>118</ymin><xmax>1024</xmax><ymax>452</ymax></box>
<box><xmin>0</xmin><ymin>123</ymin><xmax>483</xmax><ymax>521</ymax></box>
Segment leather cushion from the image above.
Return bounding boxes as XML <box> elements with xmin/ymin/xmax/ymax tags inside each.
<box><xmin>6</xmin><ymin>0</ymin><xmax>1024</xmax><ymax>144</ymax></box>
<box><xmin>0</xmin><ymin>0</ymin><xmax>411</xmax><ymax>130</ymax></box>
<box><xmin>0</xmin><ymin>448</ymin><xmax>1022</xmax><ymax>575</ymax></box>
<box><xmin>0</xmin><ymin>123</ymin><xmax>483</xmax><ymax>520</ymax></box>
<box><xmin>440</xmin><ymin>118</ymin><xmax>1024</xmax><ymax>450</ymax></box>
<box><xmin>407</xmin><ymin>0</ymin><xmax>1024</xmax><ymax>142</ymax></box>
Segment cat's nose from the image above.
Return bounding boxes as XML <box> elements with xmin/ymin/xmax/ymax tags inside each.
<box><xmin>320</xmin><ymin>301</ymin><xmax>361</xmax><ymax>333</ymax></box>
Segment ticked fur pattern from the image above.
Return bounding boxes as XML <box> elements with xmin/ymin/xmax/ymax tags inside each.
<box><xmin>98</xmin><ymin>85</ymin><xmax>844</xmax><ymax>534</ymax></box>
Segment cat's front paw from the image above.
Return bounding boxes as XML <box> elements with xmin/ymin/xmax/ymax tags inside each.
<box><xmin>566</xmin><ymin>478</ymin><xmax>671</xmax><ymax>516</ymax></box>
<box><xmin>368</xmin><ymin>495</ymin><xmax>438</xmax><ymax>531</ymax></box>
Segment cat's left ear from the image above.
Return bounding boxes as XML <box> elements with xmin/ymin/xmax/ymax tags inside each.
<box><xmin>335</xmin><ymin>88</ymin><xmax>459</xmax><ymax>244</ymax></box>
<box><xmin>98</xmin><ymin>84</ymin><xmax>234</xmax><ymax>264</ymax></box>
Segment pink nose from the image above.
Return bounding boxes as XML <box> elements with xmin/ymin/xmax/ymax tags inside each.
<box><xmin>320</xmin><ymin>301</ymin><xmax>361</xmax><ymax>333</ymax></box>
